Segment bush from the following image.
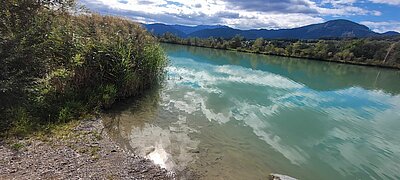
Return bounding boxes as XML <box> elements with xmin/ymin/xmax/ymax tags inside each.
<box><xmin>0</xmin><ymin>0</ymin><xmax>167</xmax><ymax>136</ymax></box>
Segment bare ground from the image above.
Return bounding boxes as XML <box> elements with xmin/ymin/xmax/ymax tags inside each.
<box><xmin>0</xmin><ymin>118</ymin><xmax>174</xmax><ymax>180</ymax></box>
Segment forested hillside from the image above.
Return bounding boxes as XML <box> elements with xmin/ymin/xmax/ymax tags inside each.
<box><xmin>145</xmin><ymin>20</ymin><xmax>399</xmax><ymax>40</ymax></box>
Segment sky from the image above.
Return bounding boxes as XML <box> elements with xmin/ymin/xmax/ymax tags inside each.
<box><xmin>79</xmin><ymin>0</ymin><xmax>400</xmax><ymax>32</ymax></box>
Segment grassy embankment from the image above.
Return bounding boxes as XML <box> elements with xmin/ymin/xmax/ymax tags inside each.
<box><xmin>0</xmin><ymin>0</ymin><xmax>167</xmax><ymax>138</ymax></box>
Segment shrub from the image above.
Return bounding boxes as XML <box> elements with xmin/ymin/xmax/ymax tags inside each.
<box><xmin>0</xmin><ymin>0</ymin><xmax>167</xmax><ymax>136</ymax></box>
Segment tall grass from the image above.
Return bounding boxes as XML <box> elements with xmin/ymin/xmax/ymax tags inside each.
<box><xmin>0</xmin><ymin>1</ymin><xmax>167</xmax><ymax>137</ymax></box>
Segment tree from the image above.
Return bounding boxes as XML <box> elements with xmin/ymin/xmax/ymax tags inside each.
<box><xmin>229</xmin><ymin>34</ymin><xmax>243</xmax><ymax>49</ymax></box>
<box><xmin>252</xmin><ymin>38</ymin><xmax>264</xmax><ymax>52</ymax></box>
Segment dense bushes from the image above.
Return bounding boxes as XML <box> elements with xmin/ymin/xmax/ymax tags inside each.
<box><xmin>159</xmin><ymin>33</ymin><xmax>400</xmax><ymax>68</ymax></box>
<box><xmin>0</xmin><ymin>0</ymin><xmax>167</xmax><ymax>136</ymax></box>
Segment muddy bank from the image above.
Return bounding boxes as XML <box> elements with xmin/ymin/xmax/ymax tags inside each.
<box><xmin>0</xmin><ymin>118</ymin><xmax>174</xmax><ymax>179</ymax></box>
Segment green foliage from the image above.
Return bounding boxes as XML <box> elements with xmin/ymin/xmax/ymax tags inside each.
<box><xmin>229</xmin><ymin>35</ymin><xmax>244</xmax><ymax>49</ymax></box>
<box><xmin>10</xmin><ymin>142</ymin><xmax>24</xmax><ymax>151</ymax></box>
<box><xmin>252</xmin><ymin>38</ymin><xmax>264</xmax><ymax>52</ymax></box>
<box><xmin>101</xmin><ymin>85</ymin><xmax>117</xmax><ymax>109</ymax></box>
<box><xmin>9</xmin><ymin>108</ymin><xmax>35</xmax><ymax>137</ymax></box>
<box><xmin>159</xmin><ymin>33</ymin><xmax>400</xmax><ymax>68</ymax></box>
<box><xmin>0</xmin><ymin>0</ymin><xmax>167</xmax><ymax>137</ymax></box>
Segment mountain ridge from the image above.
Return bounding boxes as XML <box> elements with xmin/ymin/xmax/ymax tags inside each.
<box><xmin>144</xmin><ymin>19</ymin><xmax>399</xmax><ymax>40</ymax></box>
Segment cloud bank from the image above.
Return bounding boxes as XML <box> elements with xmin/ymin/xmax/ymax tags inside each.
<box><xmin>79</xmin><ymin>0</ymin><xmax>400</xmax><ymax>32</ymax></box>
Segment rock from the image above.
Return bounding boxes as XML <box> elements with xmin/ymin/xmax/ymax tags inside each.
<box><xmin>215</xmin><ymin>156</ymin><xmax>223</xmax><ymax>161</ymax></box>
<box><xmin>144</xmin><ymin>147</ymin><xmax>155</xmax><ymax>156</ymax></box>
<box><xmin>188</xmin><ymin>149</ymin><xmax>200</xmax><ymax>153</ymax></box>
<box><xmin>269</xmin><ymin>173</ymin><xmax>298</xmax><ymax>180</ymax></box>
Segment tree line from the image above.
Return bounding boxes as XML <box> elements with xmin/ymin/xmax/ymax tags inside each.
<box><xmin>159</xmin><ymin>32</ymin><xmax>400</xmax><ymax>69</ymax></box>
<box><xmin>0</xmin><ymin>0</ymin><xmax>167</xmax><ymax>136</ymax></box>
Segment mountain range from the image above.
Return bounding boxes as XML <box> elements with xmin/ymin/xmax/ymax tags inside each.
<box><xmin>144</xmin><ymin>19</ymin><xmax>399</xmax><ymax>40</ymax></box>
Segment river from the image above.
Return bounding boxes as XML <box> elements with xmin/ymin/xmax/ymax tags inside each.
<box><xmin>104</xmin><ymin>43</ymin><xmax>400</xmax><ymax>180</ymax></box>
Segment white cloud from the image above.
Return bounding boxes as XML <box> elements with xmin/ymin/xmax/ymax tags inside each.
<box><xmin>323</xmin><ymin>0</ymin><xmax>400</xmax><ymax>6</ymax></box>
<box><xmin>369</xmin><ymin>0</ymin><xmax>400</xmax><ymax>5</ymax></box>
<box><xmin>361</xmin><ymin>21</ymin><xmax>400</xmax><ymax>32</ymax></box>
<box><xmin>80</xmin><ymin>0</ymin><xmax>325</xmax><ymax>29</ymax></box>
<box><xmin>79</xmin><ymin>0</ymin><xmax>382</xmax><ymax>29</ymax></box>
<box><xmin>322</xmin><ymin>0</ymin><xmax>358</xmax><ymax>6</ymax></box>
<box><xmin>317</xmin><ymin>6</ymin><xmax>377</xmax><ymax>16</ymax></box>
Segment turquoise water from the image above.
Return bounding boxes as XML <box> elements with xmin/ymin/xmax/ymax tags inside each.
<box><xmin>105</xmin><ymin>44</ymin><xmax>400</xmax><ymax>180</ymax></box>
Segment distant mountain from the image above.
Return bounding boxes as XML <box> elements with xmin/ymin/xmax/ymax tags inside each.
<box><xmin>188</xmin><ymin>27</ymin><xmax>250</xmax><ymax>39</ymax></box>
<box><xmin>144</xmin><ymin>19</ymin><xmax>399</xmax><ymax>40</ymax></box>
<box><xmin>381</xmin><ymin>31</ymin><xmax>400</xmax><ymax>36</ymax></box>
<box><xmin>144</xmin><ymin>24</ymin><xmax>228</xmax><ymax>37</ymax></box>
<box><xmin>144</xmin><ymin>23</ymin><xmax>186</xmax><ymax>37</ymax></box>
<box><xmin>171</xmin><ymin>25</ymin><xmax>228</xmax><ymax>34</ymax></box>
<box><xmin>253</xmin><ymin>19</ymin><xmax>378</xmax><ymax>39</ymax></box>
<box><xmin>188</xmin><ymin>20</ymin><xmax>379</xmax><ymax>39</ymax></box>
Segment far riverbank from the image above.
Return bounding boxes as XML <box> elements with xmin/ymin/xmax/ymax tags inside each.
<box><xmin>159</xmin><ymin>35</ymin><xmax>400</xmax><ymax>70</ymax></box>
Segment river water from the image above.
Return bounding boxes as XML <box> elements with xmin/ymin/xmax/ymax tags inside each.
<box><xmin>104</xmin><ymin>44</ymin><xmax>400</xmax><ymax>180</ymax></box>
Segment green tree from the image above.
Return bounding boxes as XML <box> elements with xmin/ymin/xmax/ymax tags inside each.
<box><xmin>252</xmin><ymin>38</ymin><xmax>264</xmax><ymax>52</ymax></box>
<box><xmin>229</xmin><ymin>35</ymin><xmax>243</xmax><ymax>49</ymax></box>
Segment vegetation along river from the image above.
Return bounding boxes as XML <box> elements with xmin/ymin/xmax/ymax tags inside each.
<box><xmin>104</xmin><ymin>43</ymin><xmax>400</xmax><ymax>180</ymax></box>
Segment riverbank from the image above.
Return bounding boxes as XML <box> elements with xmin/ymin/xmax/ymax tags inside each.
<box><xmin>233</xmin><ymin>46</ymin><xmax>400</xmax><ymax>70</ymax></box>
<box><xmin>158</xmin><ymin>32</ymin><xmax>400</xmax><ymax>70</ymax></box>
<box><xmin>0</xmin><ymin>118</ymin><xmax>173</xmax><ymax>179</ymax></box>
<box><xmin>162</xmin><ymin>42</ymin><xmax>400</xmax><ymax>70</ymax></box>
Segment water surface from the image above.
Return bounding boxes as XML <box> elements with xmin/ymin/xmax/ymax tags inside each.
<box><xmin>105</xmin><ymin>44</ymin><xmax>400</xmax><ymax>180</ymax></box>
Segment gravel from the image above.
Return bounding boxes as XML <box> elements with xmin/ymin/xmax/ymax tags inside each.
<box><xmin>0</xmin><ymin>118</ymin><xmax>175</xmax><ymax>180</ymax></box>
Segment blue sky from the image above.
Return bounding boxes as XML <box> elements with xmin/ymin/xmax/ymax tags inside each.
<box><xmin>79</xmin><ymin>0</ymin><xmax>400</xmax><ymax>32</ymax></box>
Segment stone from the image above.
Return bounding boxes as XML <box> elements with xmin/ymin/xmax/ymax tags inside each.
<box><xmin>269</xmin><ymin>173</ymin><xmax>298</xmax><ymax>180</ymax></box>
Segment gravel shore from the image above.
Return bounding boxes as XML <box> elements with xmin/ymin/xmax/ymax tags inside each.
<box><xmin>0</xmin><ymin>118</ymin><xmax>174</xmax><ymax>180</ymax></box>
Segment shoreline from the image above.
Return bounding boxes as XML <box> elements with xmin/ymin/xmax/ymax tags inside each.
<box><xmin>0</xmin><ymin>118</ymin><xmax>174</xmax><ymax>179</ymax></box>
<box><xmin>162</xmin><ymin>42</ymin><xmax>400</xmax><ymax>70</ymax></box>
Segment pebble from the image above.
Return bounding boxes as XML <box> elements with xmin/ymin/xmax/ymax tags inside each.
<box><xmin>0</xmin><ymin>119</ymin><xmax>175</xmax><ymax>179</ymax></box>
